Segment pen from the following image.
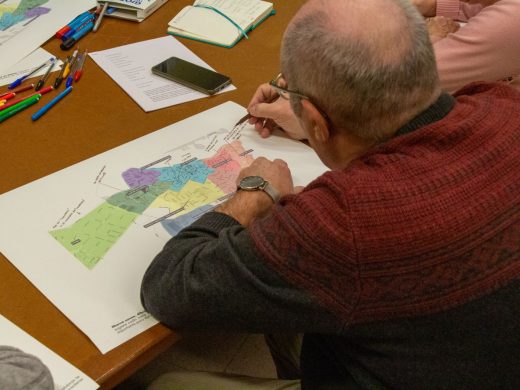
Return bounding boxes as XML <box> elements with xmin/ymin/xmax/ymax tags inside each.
<box><xmin>233</xmin><ymin>83</ymin><xmax>283</xmax><ymax>129</ymax></box>
<box><xmin>63</xmin><ymin>48</ymin><xmax>79</xmax><ymax>79</ymax></box>
<box><xmin>54</xmin><ymin>56</ymin><xmax>70</xmax><ymax>89</ymax></box>
<box><xmin>61</xmin><ymin>21</ymin><xmax>94</xmax><ymax>50</ymax></box>
<box><xmin>0</xmin><ymin>86</ymin><xmax>53</xmax><ymax>112</ymax></box>
<box><xmin>73</xmin><ymin>50</ymin><xmax>87</xmax><ymax>82</ymax></box>
<box><xmin>7</xmin><ymin>58</ymin><xmax>53</xmax><ymax>90</ymax></box>
<box><xmin>35</xmin><ymin>57</ymin><xmax>56</xmax><ymax>91</ymax></box>
<box><xmin>32</xmin><ymin>86</ymin><xmax>73</xmax><ymax>121</ymax></box>
<box><xmin>93</xmin><ymin>2</ymin><xmax>109</xmax><ymax>32</ymax></box>
<box><xmin>66</xmin><ymin>53</ymin><xmax>81</xmax><ymax>87</ymax></box>
<box><xmin>0</xmin><ymin>95</ymin><xmax>40</xmax><ymax>123</ymax></box>
<box><xmin>234</xmin><ymin>95</ymin><xmax>279</xmax><ymax>128</ymax></box>
<box><xmin>234</xmin><ymin>112</ymin><xmax>254</xmax><ymax>128</ymax></box>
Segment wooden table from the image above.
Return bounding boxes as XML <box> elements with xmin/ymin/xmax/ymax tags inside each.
<box><xmin>0</xmin><ymin>1</ymin><xmax>304</xmax><ymax>388</ymax></box>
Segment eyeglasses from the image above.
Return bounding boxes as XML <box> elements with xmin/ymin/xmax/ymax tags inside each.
<box><xmin>269</xmin><ymin>73</ymin><xmax>310</xmax><ymax>100</ymax></box>
<box><xmin>270</xmin><ymin>73</ymin><xmax>331</xmax><ymax>123</ymax></box>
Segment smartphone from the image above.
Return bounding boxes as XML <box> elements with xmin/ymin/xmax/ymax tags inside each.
<box><xmin>151</xmin><ymin>57</ymin><xmax>231</xmax><ymax>95</ymax></box>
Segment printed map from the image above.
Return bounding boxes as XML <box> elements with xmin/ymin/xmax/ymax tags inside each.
<box><xmin>49</xmin><ymin>128</ymin><xmax>254</xmax><ymax>269</ymax></box>
<box><xmin>0</xmin><ymin>0</ymin><xmax>50</xmax><ymax>32</ymax></box>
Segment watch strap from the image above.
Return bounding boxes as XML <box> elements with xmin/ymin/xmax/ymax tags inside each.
<box><xmin>260</xmin><ymin>181</ymin><xmax>280</xmax><ymax>203</ymax></box>
<box><xmin>238</xmin><ymin>176</ymin><xmax>281</xmax><ymax>203</ymax></box>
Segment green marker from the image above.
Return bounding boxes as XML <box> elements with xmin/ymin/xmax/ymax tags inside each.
<box><xmin>0</xmin><ymin>94</ymin><xmax>41</xmax><ymax>117</ymax></box>
<box><xmin>0</xmin><ymin>95</ymin><xmax>40</xmax><ymax>123</ymax></box>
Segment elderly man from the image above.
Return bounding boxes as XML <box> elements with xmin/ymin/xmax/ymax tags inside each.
<box><xmin>141</xmin><ymin>0</ymin><xmax>520</xmax><ymax>388</ymax></box>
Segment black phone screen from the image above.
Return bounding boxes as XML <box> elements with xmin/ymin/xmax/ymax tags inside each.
<box><xmin>151</xmin><ymin>57</ymin><xmax>231</xmax><ymax>94</ymax></box>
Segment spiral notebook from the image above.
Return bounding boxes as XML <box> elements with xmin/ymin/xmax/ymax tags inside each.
<box><xmin>167</xmin><ymin>0</ymin><xmax>275</xmax><ymax>48</ymax></box>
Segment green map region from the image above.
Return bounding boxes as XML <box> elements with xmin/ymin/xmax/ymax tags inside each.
<box><xmin>49</xmin><ymin>140</ymin><xmax>253</xmax><ymax>269</ymax></box>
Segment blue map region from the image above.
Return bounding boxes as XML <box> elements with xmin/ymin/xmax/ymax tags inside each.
<box><xmin>161</xmin><ymin>204</ymin><xmax>214</xmax><ymax>236</ymax></box>
<box><xmin>150</xmin><ymin>160</ymin><xmax>214</xmax><ymax>192</ymax></box>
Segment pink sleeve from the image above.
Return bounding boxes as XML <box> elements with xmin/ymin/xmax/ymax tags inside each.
<box><xmin>436</xmin><ymin>0</ymin><xmax>483</xmax><ymax>21</ymax></box>
<box><xmin>434</xmin><ymin>0</ymin><xmax>520</xmax><ymax>93</ymax></box>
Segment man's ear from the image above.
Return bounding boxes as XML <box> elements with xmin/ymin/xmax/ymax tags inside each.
<box><xmin>300</xmin><ymin>99</ymin><xmax>330</xmax><ymax>143</ymax></box>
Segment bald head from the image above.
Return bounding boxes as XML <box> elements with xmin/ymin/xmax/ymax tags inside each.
<box><xmin>298</xmin><ymin>0</ymin><xmax>412</xmax><ymax>63</ymax></box>
<box><xmin>282</xmin><ymin>0</ymin><xmax>440</xmax><ymax>141</ymax></box>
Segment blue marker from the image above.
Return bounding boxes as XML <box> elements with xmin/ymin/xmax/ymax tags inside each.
<box><xmin>60</xmin><ymin>21</ymin><xmax>94</xmax><ymax>50</ymax></box>
<box><xmin>31</xmin><ymin>86</ymin><xmax>73</xmax><ymax>121</ymax></box>
<box><xmin>62</xmin><ymin>14</ymin><xmax>94</xmax><ymax>40</ymax></box>
<box><xmin>56</xmin><ymin>11</ymin><xmax>92</xmax><ymax>39</ymax></box>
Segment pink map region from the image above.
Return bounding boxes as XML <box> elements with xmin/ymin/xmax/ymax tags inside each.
<box><xmin>204</xmin><ymin>141</ymin><xmax>253</xmax><ymax>193</ymax></box>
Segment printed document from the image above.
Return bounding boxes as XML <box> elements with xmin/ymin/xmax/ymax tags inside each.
<box><xmin>89</xmin><ymin>36</ymin><xmax>236</xmax><ymax>112</ymax></box>
<box><xmin>0</xmin><ymin>314</ymin><xmax>98</xmax><ymax>389</ymax></box>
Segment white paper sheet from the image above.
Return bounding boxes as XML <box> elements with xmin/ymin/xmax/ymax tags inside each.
<box><xmin>0</xmin><ymin>101</ymin><xmax>328</xmax><ymax>353</ymax></box>
<box><xmin>0</xmin><ymin>0</ymin><xmax>97</xmax><ymax>75</ymax></box>
<box><xmin>89</xmin><ymin>36</ymin><xmax>236</xmax><ymax>112</ymax></box>
<box><xmin>0</xmin><ymin>315</ymin><xmax>99</xmax><ymax>390</ymax></box>
<box><xmin>0</xmin><ymin>48</ymin><xmax>63</xmax><ymax>87</ymax></box>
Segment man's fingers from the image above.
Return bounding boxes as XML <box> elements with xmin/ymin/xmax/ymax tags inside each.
<box><xmin>247</xmin><ymin>84</ymin><xmax>277</xmax><ymax>111</ymax></box>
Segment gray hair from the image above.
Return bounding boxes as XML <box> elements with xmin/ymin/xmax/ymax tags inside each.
<box><xmin>281</xmin><ymin>0</ymin><xmax>439</xmax><ymax>142</ymax></box>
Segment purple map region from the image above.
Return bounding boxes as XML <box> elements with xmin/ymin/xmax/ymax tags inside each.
<box><xmin>122</xmin><ymin>168</ymin><xmax>161</xmax><ymax>188</ymax></box>
<box><xmin>26</xmin><ymin>7</ymin><xmax>50</xmax><ymax>18</ymax></box>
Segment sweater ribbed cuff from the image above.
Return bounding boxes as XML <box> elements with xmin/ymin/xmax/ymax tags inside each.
<box><xmin>436</xmin><ymin>0</ymin><xmax>461</xmax><ymax>19</ymax></box>
<box><xmin>191</xmin><ymin>211</ymin><xmax>241</xmax><ymax>231</ymax></box>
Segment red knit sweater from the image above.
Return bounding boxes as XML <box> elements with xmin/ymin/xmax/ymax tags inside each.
<box><xmin>250</xmin><ymin>82</ymin><xmax>520</xmax><ymax>324</ymax></box>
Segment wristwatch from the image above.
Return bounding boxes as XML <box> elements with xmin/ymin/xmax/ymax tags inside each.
<box><xmin>238</xmin><ymin>176</ymin><xmax>280</xmax><ymax>203</ymax></box>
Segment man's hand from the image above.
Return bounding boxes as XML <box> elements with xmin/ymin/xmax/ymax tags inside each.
<box><xmin>410</xmin><ymin>0</ymin><xmax>437</xmax><ymax>17</ymax></box>
<box><xmin>216</xmin><ymin>157</ymin><xmax>295</xmax><ymax>226</ymax></box>
<box><xmin>426</xmin><ymin>16</ymin><xmax>460</xmax><ymax>43</ymax></box>
<box><xmin>247</xmin><ymin>84</ymin><xmax>306</xmax><ymax>140</ymax></box>
<box><xmin>237</xmin><ymin>157</ymin><xmax>295</xmax><ymax>196</ymax></box>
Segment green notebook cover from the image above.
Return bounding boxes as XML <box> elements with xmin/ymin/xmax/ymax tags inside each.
<box><xmin>167</xmin><ymin>5</ymin><xmax>275</xmax><ymax>49</ymax></box>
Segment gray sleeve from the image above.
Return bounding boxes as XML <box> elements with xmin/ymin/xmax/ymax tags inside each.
<box><xmin>0</xmin><ymin>346</ymin><xmax>54</xmax><ymax>390</ymax></box>
<box><xmin>141</xmin><ymin>212</ymin><xmax>343</xmax><ymax>334</ymax></box>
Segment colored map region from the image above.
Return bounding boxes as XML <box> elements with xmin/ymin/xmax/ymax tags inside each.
<box><xmin>0</xmin><ymin>0</ymin><xmax>50</xmax><ymax>31</ymax></box>
<box><xmin>50</xmin><ymin>139</ymin><xmax>253</xmax><ymax>269</ymax></box>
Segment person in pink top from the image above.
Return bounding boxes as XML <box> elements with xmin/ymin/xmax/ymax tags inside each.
<box><xmin>414</xmin><ymin>0</ymin><xmax>520</xmax><ymax>92</ymax></box>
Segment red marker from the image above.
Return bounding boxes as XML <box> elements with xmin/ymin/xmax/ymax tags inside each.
<box><xmin>56</xmin><ymin>25</ymin><xmax>71</xmax><ymax>39</ymax></box>
<box><xmin>0</xmin><ymin>86</ymin><xmax>53</xmax><ymax>112</ymax></box>
<box><xmin>0</xmin><ymin>84</ymin><xmax>34</xmax><ymax>98</ymax></box>
<box><xmin>0</xmin><ymin>92</ymin><xmax>15</xmax><ymax>101</ymax></box>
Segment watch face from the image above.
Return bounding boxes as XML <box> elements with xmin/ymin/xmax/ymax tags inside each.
<box><xmin>239</xmin><ymin>175</ymin><xmax>265</xmax><ymax>190</ymax></box>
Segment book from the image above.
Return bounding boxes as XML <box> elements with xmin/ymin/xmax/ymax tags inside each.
<box><xmin>167</xmin><ymin>0</ymin><xmax>275</xmax><ymax>48</ymax></box>
<box><xmin>98</xmin><ymin>0</ymin><xmax>169</xmax><ymax>22</ymax></box>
